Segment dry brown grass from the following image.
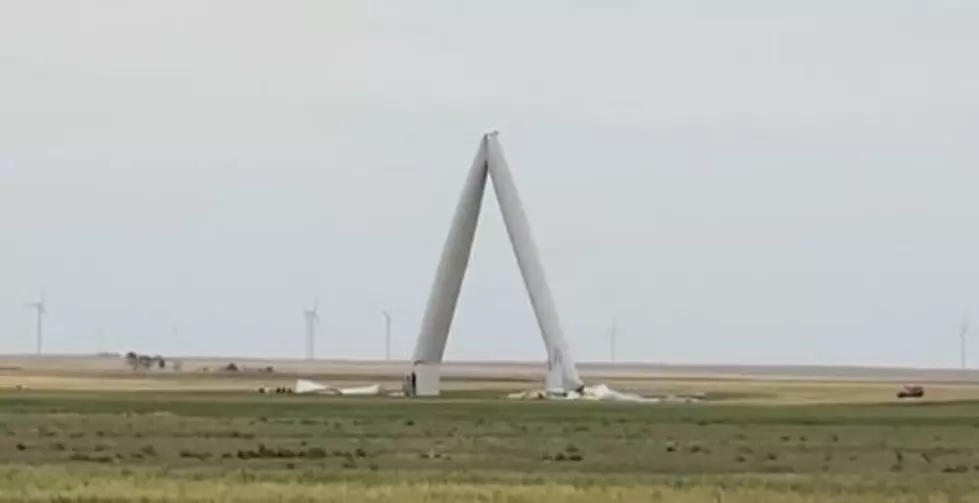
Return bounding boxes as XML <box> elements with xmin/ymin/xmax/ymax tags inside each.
<box><xmin>5</xmin><ymin>372</ymin><xmax>979</xmax><ymax>406</ymax></box>
<box><xmin>4</xmin><ymin>372</ymin><xmax>979</xmax><ymax>502</ymax></box>
<box><xmin>4</xmin><ymin>354</ymin><xmax>979</xmax><ymax>404</ymax></box>
<box><xmin>0</xmin><ymin>466</ymin><xmax>975</xmax><ymax>502</ymax></box>
<box><xmin>608</xmin><ymin>377</ymin><xmax>979</xmax><ymax>404</ymax></box>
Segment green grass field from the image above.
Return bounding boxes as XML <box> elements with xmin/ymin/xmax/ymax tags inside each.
<box><xmin>2</xmin><ymin>391</ymin><xmax>979</xmax><ymax>501</ymax></box>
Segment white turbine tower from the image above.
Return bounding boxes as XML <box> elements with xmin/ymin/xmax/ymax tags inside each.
<box><xmin>303</xmin><ymin>300</ymin><xmax>320</xmax><ymax>360</ymax></box>
<box><xmin>381</xmin><ymin>309</ymin><xmax>392</xmax><ymax>361</ymax></box>
<box><xmin>28</xmin><ymin>292</ymin><xmax>47</xmax><ymax>355</ymax></box>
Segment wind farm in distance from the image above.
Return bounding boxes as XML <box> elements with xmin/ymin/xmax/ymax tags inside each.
<box><xmin>7</xmin><ymin>1</ymin><xmax>979</xmax><ymax>499</ymax></box>
<box><xmin>10</xmin><ymin>133</ymin><xmax>979</xmax><ymax>403</ymax></box>
<box><xmin>7</xmin><ymin>132</ymin><xmax>979</xmax><ymax>502</ymax></box>
<box><xmin>10</xmin><ymin>289</ymin><xmax>979</xmax><ymax>402</ymax></box>
<box><xmin>8</xmin><ymin>132</ymin><xmax>979</xmax><ymax>404</ymax></box>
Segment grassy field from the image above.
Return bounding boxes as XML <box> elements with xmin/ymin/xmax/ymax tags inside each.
<box><xmin>3</xmin><ymin>389</ymin><xmax>979</xmax><ymax>501</ymax></box>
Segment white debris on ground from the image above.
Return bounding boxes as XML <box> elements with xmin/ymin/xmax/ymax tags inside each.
<box><xmin>569</xmin><ymin>384</ymin><xmax>662</xmax><ymax>403</ymax></box>
<box><xmin>284</xmin><ymin>379</ymin><xmax>702</xmax><ymax>404</ymax></box>
<box><xmin>506</xmin><ymin>389</ymin><xmax>551</xmax><ymax>400</ymax></box>
<box><xmin>507</xmin><ymin>383</ymin><xmax>705</xmax><ymax>404</ymax></box>
<box><xmin>294</xmin><ymin>379</ymin><xmax>327</xmax><ymax>394</ymax></box>
<box><xmin>293</xmin><ymin>379</ymin><xmax>386</xmax><ymax>396</ymax></box>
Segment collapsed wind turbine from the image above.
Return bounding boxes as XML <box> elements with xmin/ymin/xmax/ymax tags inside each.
<box><xmin>407</xmin><ymin>131</ymin><xmax>583</xmax><ymax>396</ymax></box>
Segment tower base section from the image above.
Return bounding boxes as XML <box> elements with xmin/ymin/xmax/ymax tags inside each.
<box><xmin>406</xmin><ymin>363</ymin><xmax>441</xmax><ymax>397</ymax></box>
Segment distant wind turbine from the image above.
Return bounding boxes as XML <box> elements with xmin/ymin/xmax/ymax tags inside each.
<box><xmin>609</xmin><ymin>319</ymin><xmax>618</xmax><ymax>363</ymax></box>
<box><xmin>96</xmin><ymin>327</ymin><xmax>106</xmax><ymax>354</ymax></box>
<box><xmin>28</xmin><ymin>292</ymin><xmax>47</xmax><ymax>355</ymax></box>
<box><xmin>381</xmin><ymin>309</ymin><xmax>392</xmax><ymax>361</ymax></box>
<box><xmin>303</xmin><ymin>300</ymin><xmax>320</xmax><ymax>360</ymax></box>
<box><xmin>960</xmin><ymin>315</ymin><xmax>969</xmax><ymax>370</ymax></box>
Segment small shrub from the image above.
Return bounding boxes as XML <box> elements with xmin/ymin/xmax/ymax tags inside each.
<box><xmin>179</xmin><ymin>449</ymin><xmax>212</xmax><ymax>460</ymax></box>
<box><xmin>688</xmin><ymin>443</ymin><xmax>708</xmax><ymax>454</ymax></box>
<box><xmin>69</xmin><ymin>453</ymin><xmax>114</xmax><ymax>464</ymax></box>
<box><xmin>305</xmin><ymin>447</ymin><xmax>327</xmax><ymax>459</ymax></box>
<box><xmin>275</xmin><ymin>447</ymin><xmax>297</xmax><ymax>458</ymax></box>
<box><xmin>942</xmin><ymin>464</ymin><xmax>969</xmax><ymax>474</ymax></box>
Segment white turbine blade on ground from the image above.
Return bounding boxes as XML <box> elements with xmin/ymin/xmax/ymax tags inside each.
<box><xmin>293</xmin><ymin>379</ymin><xmax>382</xmax><ymax>396</ymax></box>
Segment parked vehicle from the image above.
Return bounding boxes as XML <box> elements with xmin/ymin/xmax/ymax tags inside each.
<box><xmin>897</xmin><ymin>384</ymin><xmax>924</xmax><ymax>399</ymax></box>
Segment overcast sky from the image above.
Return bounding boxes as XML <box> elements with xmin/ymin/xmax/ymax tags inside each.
<box><xmin>2</xmin><ymin>1</ymin><xmax>978</xmax><ymax>367</ymax></box>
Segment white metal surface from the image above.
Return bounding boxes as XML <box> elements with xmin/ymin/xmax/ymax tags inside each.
<box><xmin>410</xmin><ymin>132</ymin><xmax>583</xmax><ymax>395</ymax></box>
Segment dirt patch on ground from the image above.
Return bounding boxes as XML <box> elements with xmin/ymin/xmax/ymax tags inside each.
<box><xmin>2</xmin><ymin>355</ymin><xmax>979</xmax><ymax>404</ymax></box>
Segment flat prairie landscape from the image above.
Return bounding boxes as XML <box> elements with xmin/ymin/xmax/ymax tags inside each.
<box><xmin>2</xmin><ymin>355</ymin><xmax>979</xmax><ymax>502</ymax></box>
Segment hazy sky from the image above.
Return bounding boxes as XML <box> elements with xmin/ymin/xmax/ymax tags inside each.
<box><xmin>2</xmin><ymin>1</ymin><xmax>979</xmax><ymax>367</ymax></box>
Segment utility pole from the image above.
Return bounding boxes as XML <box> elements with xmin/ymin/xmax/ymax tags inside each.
<box><xmin>381</xmin><ymin>310</ymin><xmax>392</xmax><ymax>361</ymax></box>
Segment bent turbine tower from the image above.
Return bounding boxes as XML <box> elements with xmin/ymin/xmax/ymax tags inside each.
<box><xmin>409</xmin><ymin>132</ymin><xmax>584</xmax><ymax>396</ymax></box>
